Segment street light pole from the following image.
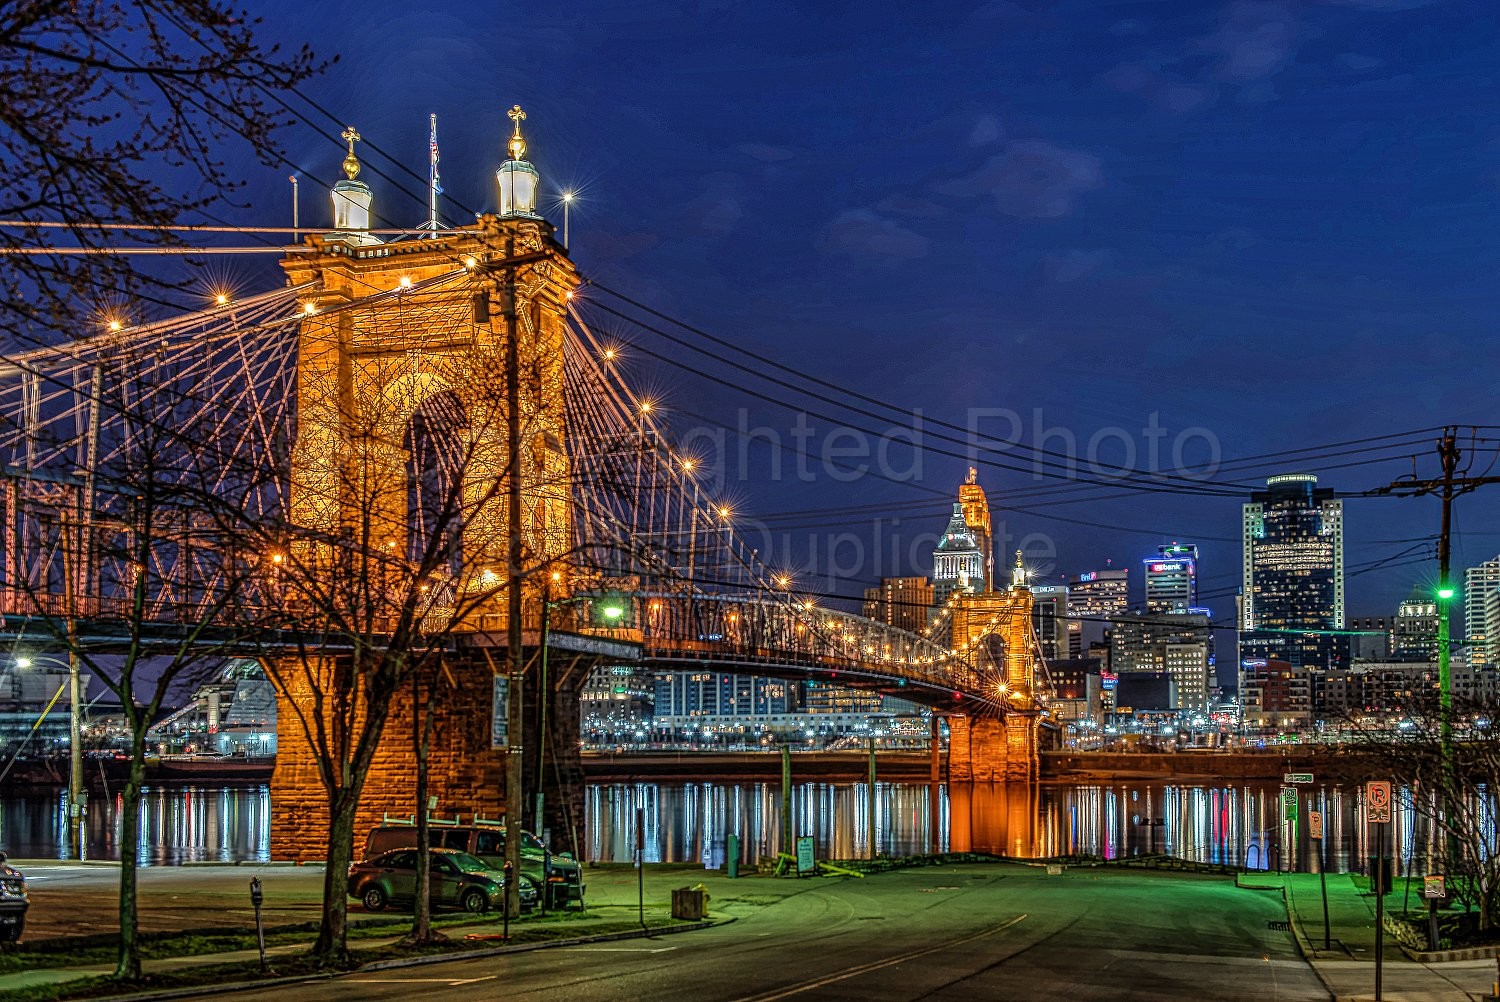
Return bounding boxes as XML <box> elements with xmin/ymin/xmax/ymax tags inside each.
<box><xmin>60</xmin><ymin>513</ymin><xmax>84</xmax><ymax>859</ymax></box>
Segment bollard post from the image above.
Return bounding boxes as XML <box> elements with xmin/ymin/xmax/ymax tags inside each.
<box><xmin>867</xmin><ymin>737</ymin><xmax>877</xmax><ymax>861</ymax></box>
<box><xmin>727</xmin><ymin>833</ymin><xmax>739</xmax><ymax>879</ymax></box>
<box><xmin>636</xmin><ymin>806</ymin><xmax>646</xmax><ymax>931</ymax></box>
<box><xmin>249</xmin><ymin>877</ymin><xmax>267</xmax><ymax>973</ymax></box>
<box><xmin>502</xmin><ymin>861</ymin><xmax>512</xmax><ymax>941</ymax></box>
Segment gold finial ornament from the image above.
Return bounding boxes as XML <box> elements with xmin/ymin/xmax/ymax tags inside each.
<box><xmin>507</xmin><ymin>104</ymin><xmax>527</xmax><ymax>161</ymax></box>
<box><xmin>340</xmin><ymin>125</ymin><xmax>362</xmax><ymax>180</ymax></box>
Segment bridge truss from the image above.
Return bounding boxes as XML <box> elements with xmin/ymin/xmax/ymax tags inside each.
<box><xmin>0</xmin><ymin>263</ymin><xmax>1044</xmax><ymax>716</ymax></box>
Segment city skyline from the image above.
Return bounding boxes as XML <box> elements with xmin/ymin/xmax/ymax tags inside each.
<box><xmin>189</xmin><ymin>1</ymin><xmax>1500</xmax><ymax>619</ymax></box>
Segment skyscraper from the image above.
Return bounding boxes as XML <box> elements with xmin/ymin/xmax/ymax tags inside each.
<box><xmin>1392</xmin><ymin>586</ymin><xmax>1438</xmax><ymax>661</ymax></box>
<box><xmin>862</xmin><ymin>576</ymin><xmax>935</xmax><ymax>634</ymax></box>
<box><xmin>1031</xmin><ymin>585</ymin><xmax>1068</xmax><ymax>661</ymax></box>
<box><xmin>932</xmin><ymin>472</ymin><xmax>994</xmax><ymax>605</ymax></box>
<box><xmin>958</xmin><ymin>467</ymin><xmax>994</xmax><ymax>590</ymax></box>
<box><xmin>1144</xmin><ymin>543</ymin><xmax>1198</xmax><ymax>613</ymax></box>
<box><xmin>1464</xmin><ymin>556</ymin><xmax>1500</xmax><ymax>664</ymax></box>
<box><xmin>1067</xmin><ymin>566</ymin><xmax>1129</xmax><ymax>657</ymax></box>
<box><xmin>1240</xmin><ymin>473</ymin><xmax>1347</xmax><ymax>673</ymax></box>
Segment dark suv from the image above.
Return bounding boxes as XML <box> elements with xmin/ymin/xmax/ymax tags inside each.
<box><xmin>0</xmin><ymin>853</ymin><xmax>28</xmax><ymax>942</ymax></box>
<box><xmin>365</xmin><ymin>824</ymin><xmax>583</xmax><ymax>909</ymax></box>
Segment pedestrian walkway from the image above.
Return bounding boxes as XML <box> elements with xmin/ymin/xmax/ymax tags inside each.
<box><xmin>1241</xmin><ymin>871</ymin><xmax>1500</xmax><ymax>1001</ymax></box>
<box><xmin>0</xmin><ymin>864</ymin><xmax>756</xmax><ymax>997</ymax></box>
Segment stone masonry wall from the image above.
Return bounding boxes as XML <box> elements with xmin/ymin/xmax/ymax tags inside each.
<box><xmin>271</xmin><ymin>651</ymin><xmax>586</xmax><ymax>862</ymax></box>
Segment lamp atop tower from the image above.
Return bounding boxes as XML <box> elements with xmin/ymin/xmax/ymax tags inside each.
<box><xmin>329</xmin><ymin>124</ymin><xmax>380</xmax><ymax>245</ymax></box>
<box><xmin>496</xmin><ymin>104</ymin><xmax>540</xmax><ymax>218</ymax></box>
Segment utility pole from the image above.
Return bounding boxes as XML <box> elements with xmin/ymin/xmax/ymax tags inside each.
<box><xmin>502</xmin><ymin>237</ymin><xmax>525</xmax><ymax>922</ymax></box>
<box><xmin>1376</xmin><ymin>429</ymin><xmax>1500</xmax><ymax>752</ymax></box>
<box><xmin>1375</xmin><ymin>426</ymin><xmax>1500</xmax><ymax>867</ymax></box>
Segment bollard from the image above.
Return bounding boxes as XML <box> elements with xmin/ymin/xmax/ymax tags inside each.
<box><xmin>502</xmin><ymin>861</ymin><xmax>513</xmax><ymax>941</ymax></box>
<box><xmin>249</xmin><ymin>877</ymin><xmax>267</xmax><ymax>973</ymax></box>
<box><xmin>727</xmin><ymin>834</ymin><xmax>739</xmax><ymax>879</ymax></box>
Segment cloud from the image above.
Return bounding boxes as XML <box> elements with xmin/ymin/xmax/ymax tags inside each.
<box><xmin>737</xmin><ymin>143</ymin><xmax>796</xmax><ymax>163</ymax></box>
<box><xmin>681</xmin><ymin>173</ymin><xmax>743</xmax><ymax>236</ymax></box>
<box><xmin>818</xmin><ymin>209</ymin><xmax>931</xmax><ymax>260</ymax></box>
<box><xmin>1037</xmin><ymin>249</ymin><xmax>1113</xmax><ymax>284</ymax></box>
<box><xmin>1201</xmin><ymin>2</ymin><xmax>1300</xmax><ymax>82</ymax></box>
<box><xmin>939</xmin><ymin>140</ymin><xmax>1103</xmax><ymax>218</ymax></box>
<box><xmin>1322</xmin><ymin>0</ymin><xmax>1442</xmax><ymax>8</ymax></box>
<box><xmin>1336</xmin><ymin>52</ymin><xmax>1386</xmax><ymax>71</ymax></box>
<box><xmin>969</xmin><ymin>115</ymin><xmax>1003</xmax><ymax>146</ymax></box>
<box><xmin>874</xmin><ymin>194</ymin><xmax>949</xmax><ymax>219</ymax></box>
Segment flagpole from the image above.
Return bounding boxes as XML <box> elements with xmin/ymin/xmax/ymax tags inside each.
<box><xmin>426</xmin><ymin>113</ymin><xmax>441</xmax><ymax>235</ymax></box>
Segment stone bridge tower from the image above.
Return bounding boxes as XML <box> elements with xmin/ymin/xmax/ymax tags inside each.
<box><xmin>946</xmin><ymin>551</ymin><xmax>1040</xmax><ymax>783</ymax></box>
<box><xmin>270</xmin><ymin>112</ymin><xmax>588</xmax><ymax>860</ymax></box>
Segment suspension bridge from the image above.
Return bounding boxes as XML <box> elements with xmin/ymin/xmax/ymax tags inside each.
<box><xmin>0</xmin><ymin>144</ymin><xmax>1048</xmax><ymax>856</ymax></box>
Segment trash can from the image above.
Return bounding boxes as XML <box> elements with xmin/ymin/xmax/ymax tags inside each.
<box><xmin>671</xmin><ymin>884</ymin><xmax>708</xmax><ymax>920</ymax></box>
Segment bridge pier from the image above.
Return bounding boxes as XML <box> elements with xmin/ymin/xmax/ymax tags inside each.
<box><xmin>946</xmin><ymin>713</ymin><xmax>1036</xmax><ymax>784</ymax></box>
<box><xmin>269</xmin><ymin>644</ymin><xmax>591</xmax><ymax>862</ymax></box>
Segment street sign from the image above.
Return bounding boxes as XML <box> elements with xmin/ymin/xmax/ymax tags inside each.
<box><xmin>1284</xmin><ymin>772</ymin><xmax>1314</xmax><ymax>785</ymax></box>
<box><xmin>1308</xmin><ymin>810</ymin><xmax>1323</xmax><ymax>840</ymax></box>
<box><xmin>1282</xmin><ymin>786</ymin><xmax>1298</xmax><ymax>821</ymax></box>
<box><xmin>1366</xmin><ymin>780</ymin><xmax>1392</xmax><ymax>824</ymax></box>
<box><xmin>491</xmin><ymin>675</ymin><xmax>509</xmax><ymax>749</ymax></box>
<box><xmin>1423</xmin><ymin>874</ymin><xmax>1446</xmax><ymax>899</ymax></box>
<box><xmin>795</xmin><ymin>835</ymin><xmax>815</xmax><ymax>875</ymax></box>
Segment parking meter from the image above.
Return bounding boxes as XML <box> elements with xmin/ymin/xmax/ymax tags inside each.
<box><xmin>249</xmin><ymin>877</ymin><xmax>267</xmax><ymax>971</ymax></box>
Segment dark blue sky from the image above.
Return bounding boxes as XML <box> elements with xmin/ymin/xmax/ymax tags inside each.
<box><xmin>221</xmin><ymin>0</ymin><xmax>1500</xmax><ymax>619</ymax></box>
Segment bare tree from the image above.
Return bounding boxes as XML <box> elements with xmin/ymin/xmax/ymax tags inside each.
<box><xmin>1346</xmin><ymin>688</ymin><xmax>1500</xmax><ymax>933</ymax></box>
<box><xmin>0</xmin><ymin>342</ymin><xmax>280</xmax><ymax>979</ymax></box>
<box><xmin>262</xmin><ymin>301</ymin><xmax>577</xmax><ymax>964</ymax></box>
<box><xmin>0</xmin><ymin>1</ymin><xmax>324</xmax><ymax>344</ymax></box>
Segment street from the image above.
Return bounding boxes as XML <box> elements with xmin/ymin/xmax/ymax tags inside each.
<box><xmin>190</xmin><ymin>864</ymin><xmax>1326</xmax><ymax>1001</ymax></box>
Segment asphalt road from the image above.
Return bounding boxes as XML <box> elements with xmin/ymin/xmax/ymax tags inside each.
<box><xmin>200</xmin><ymin>864</ymin><xmax>1328</xmax><ymax>1002</ymax></box>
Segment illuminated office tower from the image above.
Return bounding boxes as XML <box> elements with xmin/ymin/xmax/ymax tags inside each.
<box><xmin>1240</xmin><ymin>474</ymin><xmax>1346</xmax><ymax>674</ymax></box>
<box><xmin>1144</xmin><ymin>543</ymin><xmax>1198</xmax><ymax>613</ymax></box>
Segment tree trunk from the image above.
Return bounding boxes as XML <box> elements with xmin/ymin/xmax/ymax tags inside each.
<box><xmin>409</xmin><ymin>664</ymin><xmax>439</xmax><ymax>944</ymax></box>
<box><xmin>311</xmin><ymin>789</ymin><xmax>360</xmax><ymax>967</ymax></box>
<box><xmin>113</xmin><ymin>739</ymin><xmax>147</xmax><ymax>979</ymax></box>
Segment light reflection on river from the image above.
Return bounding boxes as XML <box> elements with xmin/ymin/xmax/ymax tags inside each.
<box><xmin>587</xmin><ymin>780</ymin><xmax>1452</xmax><ymax>875</ymax></box>
<box><xmin>0</xmin><ymin>779</ymin><xmax>1455</xmax><ymax>874</ymax></box>
<box><xmin>0</xmin><ymin>786</ymin><xmax>272</xmax><ymax>865</ymax></box>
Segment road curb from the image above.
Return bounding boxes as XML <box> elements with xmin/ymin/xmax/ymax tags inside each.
<box><xmin>82</xmin><ymin>917</ymin><xmax>731</xmax><ymax>1002</ymax></box>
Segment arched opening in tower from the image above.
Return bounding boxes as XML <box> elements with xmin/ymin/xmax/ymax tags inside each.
<box><xmin>403</xmin><ymin>390</ymin><xmax>469</xmax><ymax>580</ymax></box>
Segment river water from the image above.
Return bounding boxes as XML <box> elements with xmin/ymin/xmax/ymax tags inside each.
<box><xmin>0</xmin><ymin>780</ymin><xmax>1442</xmax><ymax>874</ymax></box>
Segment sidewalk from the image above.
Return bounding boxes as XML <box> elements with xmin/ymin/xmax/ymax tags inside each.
<box><xmin>1241</xmin><ymin>870</ymin><xmax>1500</xmax><ymax>1001</ymax></box>
<box><xmin>0</xmin><ymin>863</ymin><xmax>754</xmax><ymax>997</ymax></box>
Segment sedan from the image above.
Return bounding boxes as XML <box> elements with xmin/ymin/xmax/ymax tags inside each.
<box><xmin>347</xmin><ymin>847</ymin><xmax>533</xmax><ymax>914</ymax></box>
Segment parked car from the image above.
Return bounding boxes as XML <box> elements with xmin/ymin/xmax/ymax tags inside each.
<box><xmin>365</xmin><ymin>823</ymin><xmax>583</xmax><ymax>909</ymax></box>
<box><xmin>0</xmin><ymin>853</ymin><xmax>28</xmax><ymax>942</ymax></box>
<box><xmin>346</xmin><ymin>847</ymin><xmax>532</xmax><ymax>914</ymax></box>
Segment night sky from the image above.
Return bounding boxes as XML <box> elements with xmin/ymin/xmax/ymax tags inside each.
<box><xmin>212</xmin><ymin>0</ymin><xmax>1500</xmax><ymax>622</ymax></box>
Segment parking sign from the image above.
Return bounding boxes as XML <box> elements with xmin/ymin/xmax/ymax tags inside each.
<box><xmin>1366</xmin><ymin>780</ymin><xmax>1392</xmax><ymax>823</ymax></box>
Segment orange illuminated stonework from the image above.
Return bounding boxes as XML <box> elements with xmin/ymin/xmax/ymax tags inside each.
<box><xmin>270</xmin><ymin>213</ymin><xmax>582</xmax><ymax>861</ymax></box>
<box><xmin>947</xmin><ymin>582</ymin><xmax>1039</xmax><ymax>783</ymax></box>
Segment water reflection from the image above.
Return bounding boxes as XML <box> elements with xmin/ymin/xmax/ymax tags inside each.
<box><xmin>0</xmin><ymin>786</ymin><xmax>271</xmax><ymax>864</ymax></box>
<box><xmin>0</xmin><ymin>779</ymin><xmax>1475</xmax><ymax>873</ymax></box>
<box><xmin>586</xmin><ymin>780</ymin><xmax>1463</xmax><ymax>874</ymax></box>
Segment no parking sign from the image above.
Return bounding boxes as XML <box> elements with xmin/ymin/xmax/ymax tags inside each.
<box><xmin>1365</xmin><ymin>780</ymin><xmax>1392</xmax><ymax>823</ymax></box>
